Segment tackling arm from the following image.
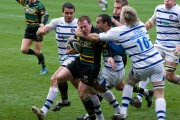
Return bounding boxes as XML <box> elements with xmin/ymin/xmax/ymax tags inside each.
<box><xmin>75</xmin><ymin>28</ymin><xmax>100</xmax><ymax>42</ymax></box>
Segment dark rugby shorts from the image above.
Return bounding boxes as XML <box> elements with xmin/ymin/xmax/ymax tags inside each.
<box><xmin>66</xmin><ymin>58</ymin><xmax>100</xmax><ymax>86</ymax></box>
<box><xmin>24</xmin><ymin>27</ymin><xmax>43</xmax><ymax>42</ymax></box>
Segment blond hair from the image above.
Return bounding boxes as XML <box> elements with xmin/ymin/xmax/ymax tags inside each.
<box><xmin>121</xmin><ymin>5</ymin><xmax>139</xmax><ymax>26</ymax></box>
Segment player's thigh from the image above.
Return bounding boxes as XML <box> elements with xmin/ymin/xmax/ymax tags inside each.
<box><xmin>21</xmin><ymin>38</ymin><xmax>33</xmax><ymax>52</ymax></box>
<box><xmin>69</xmin><ymin>78</ymin><xmax>80</xmax><ymax>89</ymax></box>
<box><xmin>56</xmin><ymin>67</ymin><xmax>73</xmax><ymax>83</ymax></box>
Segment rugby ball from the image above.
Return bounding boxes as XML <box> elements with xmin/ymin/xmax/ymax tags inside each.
<box><xmin>66</xmin><ymin>39</ymin><xmax>82</xmax><ymax>53</ymax></box>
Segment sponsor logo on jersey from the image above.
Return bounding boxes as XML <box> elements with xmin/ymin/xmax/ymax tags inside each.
<box><xmin>157</xmin><ymin>20</ymin><xmax>169</xmax><ymax>25</ymax></box>
<box><xmin>58</xmin><ymin>35</ymin><xmax>70</xmax><ymax>39</ymax></box>
<box><xmin>82</xmin><ymin>76</ymin><xmax>88</xmax><ymax>82</ymax></box>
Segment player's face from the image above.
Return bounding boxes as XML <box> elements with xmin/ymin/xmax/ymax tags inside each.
<box><xmin>78</xmin><ymin>20</ymin><xmax>92</xmax><ymax>36</ymax></box>
<box><xmin>62</xmin><ymin>8</ymin><xmax>75</xmax><ymax>23</ymax></box>
<box><xmin>28</xmin><ymin>0</ymin><xmax>36</xmax><ymax>3</ymax></box>
<box><xmin>113</xmin><ymin>3</ymin><xmax>122</xmax><ymax>17</ymax></box>
<box><xmin>96</xmin><ymin>17</ymin><xmax>105</xmax><ymax>32</ymax></box>
<box><xmin>164</xmin><ymin>0</ymin><xmax>176</xmax><ymax>8</ymax></box>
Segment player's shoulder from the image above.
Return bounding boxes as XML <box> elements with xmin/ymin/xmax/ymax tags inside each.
<box><xmin>92</xmin><ymin>26</ymin><xmax>101</xmax><ymax>34</ymax></box>
<box><xmin>155</xmin><ymin>4</ymin><xmax>165</xmax><ymax>10</ymax></box>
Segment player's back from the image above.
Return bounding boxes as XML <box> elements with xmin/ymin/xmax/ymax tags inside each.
<box><xmin>114</xmin><ymin>22</ymin><xmax>164</xmax><ymax>69</ymax></box>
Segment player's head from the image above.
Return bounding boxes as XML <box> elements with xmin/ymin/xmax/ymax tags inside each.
<box><xmin>96</xmin><ymin>14</ymin><xmax>112</xmax><ymax>32</ymax></box>
<box><xmin>113</xmin><ymin>0</ymin><xmax>129</xmax><ymax>17</ymax></box>
<box><xmin>28</xmin><ymin>0</ymin><xmax>36</xmax><ymax>3</ymax></box>
<box><xmin>77</xmin><ymin>16</ymin><xmax>92</xmax><ymax>36</ymax></box>
<box><xmin>120</xmin><ymin>5</ymin><xmax>139</xmax><ymax>26</ymax></box>
<box><xmin>62</xmin><ymin>2</ymin><xmax>75</xmax><ymax>23</ymax></box>
<box><xmin>164</xmin><ymin>0</ymin><xmax>176</xmax><ymax>9</ymax></box>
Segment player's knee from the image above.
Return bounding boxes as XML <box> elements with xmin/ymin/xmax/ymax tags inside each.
<box><xmin>21</xmin><ymin>48</ymin><xmax>28</xmax><ymax>54</ymax></box>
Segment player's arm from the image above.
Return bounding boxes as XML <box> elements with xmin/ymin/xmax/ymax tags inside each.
<box><xmin>145</xmin><ymin>18</ymin><xmax>155</xmax><ymax>30</ymax></box>
<box><xmin>38</xmin><ymin>2</ymin><xmax>49</xmax><ymax>26</ymax></box>
<box><xmin>36</xmin><ymin>25</ymin><xmax>50</xmax><ymax>37</ymax></box>
<box><xmin>111</xmin><ymin>18</ymin><xmax>122</xmax><ymax>26</ymax></box>
<box><xmin>107</xmin><ymin>42</ymin><xmax>125</xmax><ymax>56</ymax></box>
<box><xmin>145</xmin><ymin>7</ymin><xmax>157</xmax><ymax>30</ymax></box>
<box><xmin>16</xmin><ymin>0</ymin><xmax>26</xmax><ymax>6</ymax></box>
<box><xmin>75</xmin><ymin>28</ymin><xmax>100</xmax><ymax>42</ymax></box>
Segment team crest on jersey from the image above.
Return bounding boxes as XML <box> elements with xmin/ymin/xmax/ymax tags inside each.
<box><xmin>71</xmin><ymin>28</ymin><xmax>75</xmax><ymax>33</ymax></box>
<box><xmin>169</xmin><ymin>15</ymin><xmax>173</xmax><ymax>19</ymax></box>
<box><xmin>82</xmin><ymin>76</ymin><xmax>88</xmax><ymax>82</ymax></box>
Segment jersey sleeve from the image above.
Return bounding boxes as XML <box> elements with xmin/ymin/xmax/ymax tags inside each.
<box><xmin>37</xmin><ymin>2</ymin><xmax>49</xmax><ymax>16</ymax></box>
<box><xmin>16</xmin><ymin>0</ymin><xmax>26</xmax><ymax>6</ymax></box>
<box><xmin>46</xmin><ymin>18</ymin><xmax>59</xmax><ymax>32</ymax></box>
<box><xmin>99</xmin><ymin>28</ymin><xmax>119</xmax><ymax>42</ymax></box>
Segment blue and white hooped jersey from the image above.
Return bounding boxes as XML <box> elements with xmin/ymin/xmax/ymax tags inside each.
<box><xmin>102</xmin><ymin>45</ymin><xmax>124</xmax><ymax>72</ymax></box>
<box><xmin>46</xmin><ymin>17</ymin><xmax>79</xmax><ymax>63</ymax></box>
<box><xmin>99</xmin><ymin>22</ymin><xmax>164</xmax><ymax>70</ymax></box>
<box><xmin>150</xmin><ymin>4</ymin><xmax>180</xmax><ymax>50</ymax></box>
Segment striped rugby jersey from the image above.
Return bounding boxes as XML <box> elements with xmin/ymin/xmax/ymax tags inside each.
<box><xmin>99</xmin><ymin>22</ymin><xmax>164</xmax><ymax>70</ymax></box>
<box><xmin>46</xmin><ymin>17</ymin><xmax>79</xmax><ymax>63</ymax></box>
<box><xmin>150</xmin><ymin>4</ymin><xmax>180</xmax><ymax>50</ymax></box>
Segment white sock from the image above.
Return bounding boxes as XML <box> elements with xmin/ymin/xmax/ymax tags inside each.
<box><xmin>41</xmin><ymin>87</ymin><xmax>58</xmax><ymax>115</ymax></box>
<box><xmin>121</xmin><ymin>84</ymin><xmax>133</xmax><ymax>115</ymax></box>
<box><xmin>155</xmin><ymin>98</ymin><xmax>166</xmax><ymax>120</ymax></box>
<box><xmin>89</xmin><ymin>94</ymin><xmax>105</xmax><ymax>120</ymax></box>
<box><xmin>100</xmin><ymin>90</ymin><xmax>121</xmax><ymax>113</ymax></box>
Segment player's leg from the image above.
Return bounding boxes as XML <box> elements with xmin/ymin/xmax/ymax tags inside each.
<box><xmin>50</xmin><ymin>66</ymin><xmax>70</xmax><ymax>111</ymax></box>
<box><xmin>130</xmin><ymin>79</ymin><xmax>154</xmax><ymax>108</ymax></box>
<box><xmin>150</xmin><ymin>63</ymin><xmax>166</xmax><ymax>119</ymax></box>
<box><xmin>98</xmin><ymin>0</ymin><xmax>106</xmax><ymax>12</ymax></box>
<box><xmin>78</xmin><ymin>81</ymin><xmax>96</xmax><ymax>120</ymax></box>
<box><xmin>34</xmin><ymin>38</ymin><xmax>47</xmax><ymax>74</ymax></box>
<box><xmin>32</xmin><ymin>67</ymin><xmax>73</xmax><ymax>119</ymax></box>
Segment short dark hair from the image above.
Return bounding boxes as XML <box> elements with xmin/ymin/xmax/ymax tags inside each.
<box><xmin>62</xmin><ymin>2</ymin><xmax>75</xmax><ymax>12</ymax></box>
<box><xmin>78</xmin><ymin>16</ymin><xmax>91</xmax><ymax>24</ymax></box>
<box><xmin>98</xmin><ymin>14</ymin><xmax>112</xmax><ymax>27</ymax></box>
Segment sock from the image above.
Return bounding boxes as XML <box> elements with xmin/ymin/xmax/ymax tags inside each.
<box><xmin>58</xmin><ymin>82</ymin><xmax>69</xmax><ymax>102</ymax></box>
<box><xmin>41</xmin><ymin>87</ymin><xmax>58</xmax><ymax>115</ymax></box>
<box><xmin>121</xmin><ymin>84</ymin><xmax>133</xmax><ymax>115</ymax></box>
<box><xmin>155</xmin><ymin>98</ymin><xmax>166</xmax><ymax>120</ymax></box>
<box><xmin>133</xmin><ymin>86</ymin><xmax>149</xmax><ymax>97</ymax></box>
<box><xmin>82</xmin><ymin>97</ymin><xmax>96</xmax><ymax>120</ymax></box>
<box><xmin>97</xmin><ymin>94</ymin><xmax>103</xmax><ymax>102</ymax></box>
<box><xmin>89</xmin><ymin>94</ymin><xmax>104</xmax><ymax>120</ymax></box>
<box><xmin>100</xmin><ymin>90</ymin><xmax>121</xmax><ymax>113</ymax></box>
<box><xmin>177</xmin><ymin>75</ymin><xmax>180</xmax><ymax>84</ymax></box>
<box><xmin>37</xmin><ymin>53</ymin><xmax>46</xmax><ymax>68</ymax></box>
<box><xmin>25</xmin><ymin>49</ymin><xmax>35</xmax><ymax>55</ymax></box>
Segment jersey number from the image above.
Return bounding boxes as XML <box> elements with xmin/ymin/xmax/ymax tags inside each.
<box><xmin>136</xmin><ymin>37</ymin><xmax>151</xmax><ymax>52</ymax></box>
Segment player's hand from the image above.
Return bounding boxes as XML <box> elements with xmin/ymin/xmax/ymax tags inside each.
<box><xmin>66</xmin><ymin>47</ymin><xmax>78</xmax><ymax>54</ymax></box>
<box><xmin>75</xmin><ymin>27</ymin><xmax>84</xmax><ymax>37</ymax></box>
<box><xmin>174</xmin><ymin>45</ymin><xmax>180</xmax><ymax>56</ymax></box>
<box><xmin>108</xmin><ymin>57</ymin><xmax>115</xmax><ymax>70</ymax></box>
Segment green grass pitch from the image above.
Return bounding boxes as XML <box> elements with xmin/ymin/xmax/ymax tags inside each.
<box><xmin>0</xmin><ymin>0</ymin><xmax>180</xmax><ymax>119</ymax></box>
